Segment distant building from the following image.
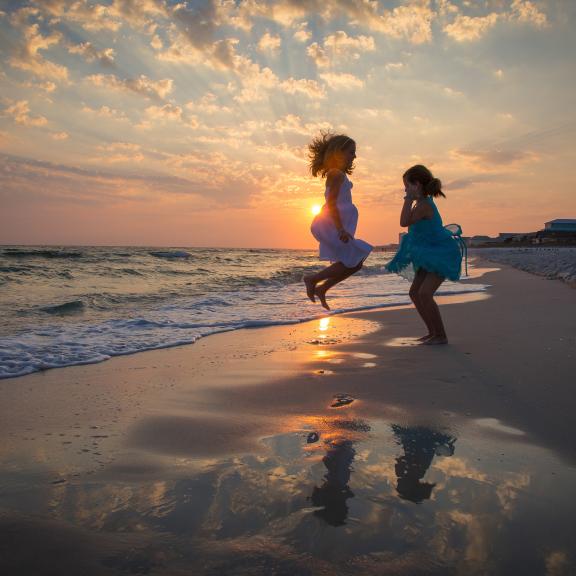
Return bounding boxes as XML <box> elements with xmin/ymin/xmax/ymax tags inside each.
<box><xmin>544</xmin><ymin>219</ymin><xmax>576</xmax><ymax>232</ymax></box>
<box><xmin>468</xmin><ymin>235</ymin><xmax>499</xmax><ymax>246</ymax></box>
<box><xmin>498</xmin><ymin>232</ymin><xmax>530</xmax><ymax>242</ymax></box>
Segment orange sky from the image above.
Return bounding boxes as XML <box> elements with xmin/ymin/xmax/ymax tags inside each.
<box><xmin>1</xmin><ymin>0</ymin><xmax>575</xmax><ymax>248</ymax></box>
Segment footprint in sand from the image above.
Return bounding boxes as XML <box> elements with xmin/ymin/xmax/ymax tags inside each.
<box><xmin>330</xmin><ymin>394</ymin><xmax>355</xmax><ymax>408</ymax></box>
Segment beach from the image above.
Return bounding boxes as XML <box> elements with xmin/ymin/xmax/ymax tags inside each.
<box><xmin>1</xmin><ymin>260</ymin><xmax>575</xmax><ymax>575</ymax></box>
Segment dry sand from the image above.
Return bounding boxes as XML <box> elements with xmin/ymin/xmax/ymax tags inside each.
<box><xmin>1</xmin><ymin>260</ymin><xmax>575</xmax><ymax>575</ymax></box>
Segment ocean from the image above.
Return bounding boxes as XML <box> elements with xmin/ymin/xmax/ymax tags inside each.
<box><xmin>0</xmin><ymin>246</ymin><xmax>487</xmax><ymax>379</ymax></box>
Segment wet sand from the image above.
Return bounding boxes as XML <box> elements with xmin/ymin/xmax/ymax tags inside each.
<box><xmin>1</xmin><ymin>262</ymin><xmax>575</xmax><ymax>575</ymax></box>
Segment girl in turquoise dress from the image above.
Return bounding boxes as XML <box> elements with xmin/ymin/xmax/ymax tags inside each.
<box><xmin>386</xmin><ymin>165</ymin><xmax>463</xmax><ymax>345</ymax></box>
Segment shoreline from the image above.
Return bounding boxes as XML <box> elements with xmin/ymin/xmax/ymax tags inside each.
<box><xmin>1</xmin><ymin>262</ymin><xmax>574</xmax><ymax>468</ymax></box>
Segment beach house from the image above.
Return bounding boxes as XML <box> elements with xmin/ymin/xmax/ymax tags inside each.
<box><xmin>544</xmin><ymin>219</ymin><xmax>576</xmax><ymax>232</ymax></box>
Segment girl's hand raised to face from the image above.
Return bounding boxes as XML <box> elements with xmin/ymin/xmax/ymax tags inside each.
<box><xmin>404</xmin><ymin>180</ymin><xmax>422</xmax><ymax>201</ymax></box>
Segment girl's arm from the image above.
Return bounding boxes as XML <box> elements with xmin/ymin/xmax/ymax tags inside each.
<box><xmin>325</xmin><ymin>170</ymin><xmax>351</xmax><ymax>241</ymax></box>
<box><xmin>400</xmin><ymin>198</ymin><xmax>432</xmax><ymax>228</ymax></box>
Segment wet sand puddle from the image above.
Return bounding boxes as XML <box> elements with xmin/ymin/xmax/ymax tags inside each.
<box><xmin>1</xmin><ymin>404</ymin><xmax>575</xmax><ymax>576</ymax></box>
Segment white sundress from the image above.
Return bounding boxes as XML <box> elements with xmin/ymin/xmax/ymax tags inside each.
<box><xmin>310</xmin><ymin>173</ymin><xmax>373</xmax><ymax>268</ymax></box>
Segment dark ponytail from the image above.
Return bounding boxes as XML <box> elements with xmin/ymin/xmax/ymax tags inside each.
<box><xmin>403</xmin><ymin>165</ymin><xmax>446</xmax><ymax>198</ymax></box>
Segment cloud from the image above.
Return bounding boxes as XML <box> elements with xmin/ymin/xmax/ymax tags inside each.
<box><xmin>67</xmin><ymin>42</ymin><xmax>115</xmax><ymax>66</ymax></box>
<box><xmin>137</xmin><ymin>103</ymin><xmax>193</xmax><ymax>129</ymax></box>
<box><xmin>356</xmin><ymin>2</ymin><xmax>435</xmax><ymax>44</ymax></box>
<box><xmin>319</xmin><ymin>72</ymin><xmax>364</xmax><ymax>90</ymax></box>
<box><xmin>0</xmin><ymin>152</ymin><xmax>206</xmax><ymax>207</ymax></box>
<box><xmin>168</xmin><ymin>0</ymin><xmax>238</xmax><ymax>68</ymax></box>
<box><xmin>307</xmin><ymin>30</ymin><xmax>375</xmax><ymax>68</ymax></box>
<box><xmin>95</xmin><ymin>141</ymin><xmax>144</xmax><ymax>163</ymax></box>
<box><xmin>293</xmin><ymin>23</ymin><xmax>311</xmax><ymax>43</ymax></box>
<box><xmin>442</xmin><ymin>1</ymin><xmax>548</xmax><ymax>42</ymax></box>
<box><xmin>186</xmin><ymin>93</ymin><xmax>231</xmax><ymax>115</ymax></box>
<box><xmin>9</xmin><ymin>23</ymin><xmax>68</xmax><ymax>81</ymax></box>
<box><xmin>444</xmin><ymin>13</ymin><xmax>499</xmax><ymax>42</ymax></box>
<box><xmin>143</xmin><ymin>104</ymin><xmax>183</xmax><ymax>121</ymax></box>
<box><xmin>2</xmin><ymin>100</ymin><xmax>48</xmax><ymax>127</ymax></box>
<box><xmin>280</xmin><ymin>77</ymin><xmax>326</xmax><ymax>99</ymax></box>
<box><xmin>230</xmin><ymin>53</ymin><xmax>325</xmax><ymax>102</ymax></box>
<box><xmin>31</xmin><ymin>0</ymin><xmax>122</xmax><ymax>32</ymax></box>
<box><xmin>258</xmin><ymin>32</ymin><xmax>282</xmax><ymax>54</ymax></box>
<box><xmin>446</xmin><ymin>173</ymin><xmax>507</xmax><ymax>190</ymax></box>
<box><xmin>51</xmin><ymin>131</ymin><xmax>69</xmax><ymax>140</ymax></box>
<box><xmin>452</xmin><ymin>147</ymin><xmax>539</xmax><ymax>170</ymax></box>
<box><xmin>87</xmin><ymin>73</ymin><xmax>173</xmax><ymax>101</ymax></box>
<box><xmin>509</xmin><ymin>0</ymin><xmax>547</xmax><ymax>28</ymax></box>
<box><xmin>81</xmin><ymin>105</ymin><xmax>128</xmax><ymax>121</ymax></box>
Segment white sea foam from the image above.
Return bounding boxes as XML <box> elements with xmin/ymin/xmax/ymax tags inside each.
<box><xmin>0</xmin><ymin>269</ymin><xmax>487</xmax><ymax>379</ymax></box>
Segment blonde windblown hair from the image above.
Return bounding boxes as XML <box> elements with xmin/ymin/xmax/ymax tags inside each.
<box><xmin>308</xmin><ymin>131</ymin><xmax>356</xmax><ymax>178</ymax></box>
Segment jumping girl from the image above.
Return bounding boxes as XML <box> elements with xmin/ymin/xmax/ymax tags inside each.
<box><xmin>304</xmin><ymin>133</ymin><xmax>372</xmax><ymax>310</ymax></box>
<box><xmin>386</xmin><ymin>165</ymin><xmax>463</xmax><ymax>345</ymax></box>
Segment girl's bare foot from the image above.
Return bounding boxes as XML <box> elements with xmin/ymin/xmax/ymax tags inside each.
<box><xmin>416</xmin><ymin>334</ymin><xmax>433</xmax><ymax>342</ymax></box>
<box><xmin>422</xmin><ymin>335</ymin><xmax>448</xmax><ymax>345</ymax></box>
<box><xmin>314</xmin><ymin>285</ymin><xmax>330</xmax><ymax>310</ymax></box>
<box><xmin>304</xmin><ymin>275</ymin><xmax>316</xmax><ymax>302</ymax></box>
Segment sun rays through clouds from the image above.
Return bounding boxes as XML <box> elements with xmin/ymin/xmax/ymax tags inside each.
<box><xmin>0</xmin><ymin>0</ymin><xmax>574</xmax><ymax>246</ymax></box>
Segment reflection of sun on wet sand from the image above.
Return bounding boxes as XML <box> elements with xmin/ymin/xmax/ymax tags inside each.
<box><xmin>1</xmin><ymin>264</ymin><xmax>576</xmax><ymax>574</ymax></box>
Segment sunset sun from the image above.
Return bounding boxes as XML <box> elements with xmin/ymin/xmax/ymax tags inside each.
<box><xmin>311</xmin><ymin>204</ymin><xmax>322</xmax><ymax>216</ymax></box>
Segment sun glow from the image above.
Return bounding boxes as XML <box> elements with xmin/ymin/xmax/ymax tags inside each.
<box><xmin>311</xmin><ymin>204</ymin><xmax>322</xmax><ymax>216</ymax></box>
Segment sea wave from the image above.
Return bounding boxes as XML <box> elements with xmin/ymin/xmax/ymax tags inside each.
<box><xmin>149</xmin><ymin>250</ymin><xmax>192</xmax><ymax>259</ymax></box>
<box><xmin>2</xmin><ymin>248</ymin><xmax>84</xmax><ymax>259</ymax></box>
<box><xmin>0</xmin><ymin>279</ymin><xmax>487</xmax><ymax>380</ymax></box>
<box><xmin>40</xmin><ymin>300</ymin><xmax>85</xmax><ymax>315</ymax></box>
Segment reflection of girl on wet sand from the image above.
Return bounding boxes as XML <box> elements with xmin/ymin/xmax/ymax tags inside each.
<box><xmin>392</xmin><ymin>425</ymin><xmax>456</xmax><ymax>504</ymax></box>
<box><xmin>311</xmin><ymin>438</ymin><xmax>355</xmax><ymax>526</ymax></box>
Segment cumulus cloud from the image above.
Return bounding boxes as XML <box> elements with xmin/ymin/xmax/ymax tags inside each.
<box><xmin>444</xmin><ymin>13</ymin><xmax>500</xmax><ymax>42</ymax></box>
<box><xmin>186</xmin><ymin>93</ymin><xmax>231</xmax><ymax>115</ymax></box>
<box><xmin>2</xmin><ymin>100</ymin><xmax>48</xmax><ymax>127</ymax></box>
<box><xmin>319</xmin><ymin>72</ymin><xmax>365</xmax><ymax>90</ymax></box>
<box><xmin>31</xmin><ymin>0</ymin><xmax>122</xmax><ymax>32</ymax></box>
<box><xmin>67</xmin><ymin>42</ymin><xmax>115</xmax><ymax>66</ymax></box>
<box><xmin>95</xmin><ymin>141</ymin><xmax>144</xmax><ymax>163</ymax></box>
<box><xmin>143</xmin><ymin>104</ymin><xmax>183</xmax><ymax>121</ymax></box>
<box><xmin>358</xmin><ymin>2</ymin><xmax>435</xmax><ymax>44</ymax></box>
<box><xmin>81</xmin><ymin>105</ymin><xmax>128</xmax><ymax>121</ymax></box>
<box><xmin>442</xmin><ymin>1</ymin><xmax>548</xmax><ymax>42</ymax></box>
<box><xmin>307</xmin><ymin>30</ymin><xmax>375</xmax><ymax>68</ymax></box>
<box><xmin>293</xmin><ymin>23</ymin><xmax>311</xmax><ymax>43</ymax></box>
<box><xmin>258</xmin><ymin>32</ymin><xmax>282</xmax><ymax>54</ymax></box>
<box><xmin>9</xmin><ymin>23</ymin><xmax>68</xmax><ymax>81</ymax></box>
<box><xmin>136</xmin><ymin>103</ymin><xmax>189</xmax><ymax>129</ymax></box>
<box><xmin>509</xmin><ymin>0</ymin><xmax>547</xmax><ymax>28</ymax></box>
<box><xmin>87</xmin><ymin>73</ymin><xmax>173</xmax><ymax>101</ymax></box>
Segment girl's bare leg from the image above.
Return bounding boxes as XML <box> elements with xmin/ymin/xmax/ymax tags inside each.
<box><xmin>418</xmin><ymin>272</ymin><xmax>448</xmax><ymax>345</ymax></box>
<box><xmin>304</xmin><ymin>262</ymin><xmax>349</xmax><ymax>302</ymax></box>
<box><xmin>409</xmin><ymin>269</ymin><xmax>434</xmax><ymax>340</ymax></box>
<box><xmin>315</xmin><ymin>261</ymin><xmax>363</xmax><ymax>310</ymax></box>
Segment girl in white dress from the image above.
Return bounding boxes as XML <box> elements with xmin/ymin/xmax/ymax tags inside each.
<box><xmin>304</xmin><ymin>133</ymin><xmax>372</xmax><ymax>310</ymax></box>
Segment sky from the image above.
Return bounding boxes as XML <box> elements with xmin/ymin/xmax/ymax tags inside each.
<box><xmin>1</xmin><ymin>0</ymin><xmax>575</xmax><ymax>248</ymax></box>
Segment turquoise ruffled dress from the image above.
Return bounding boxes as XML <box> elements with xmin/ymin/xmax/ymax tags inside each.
<box><xmin>386</xmin><ymin>197</ymin><xmax>463</xmax><ymax>281</ymax></box>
